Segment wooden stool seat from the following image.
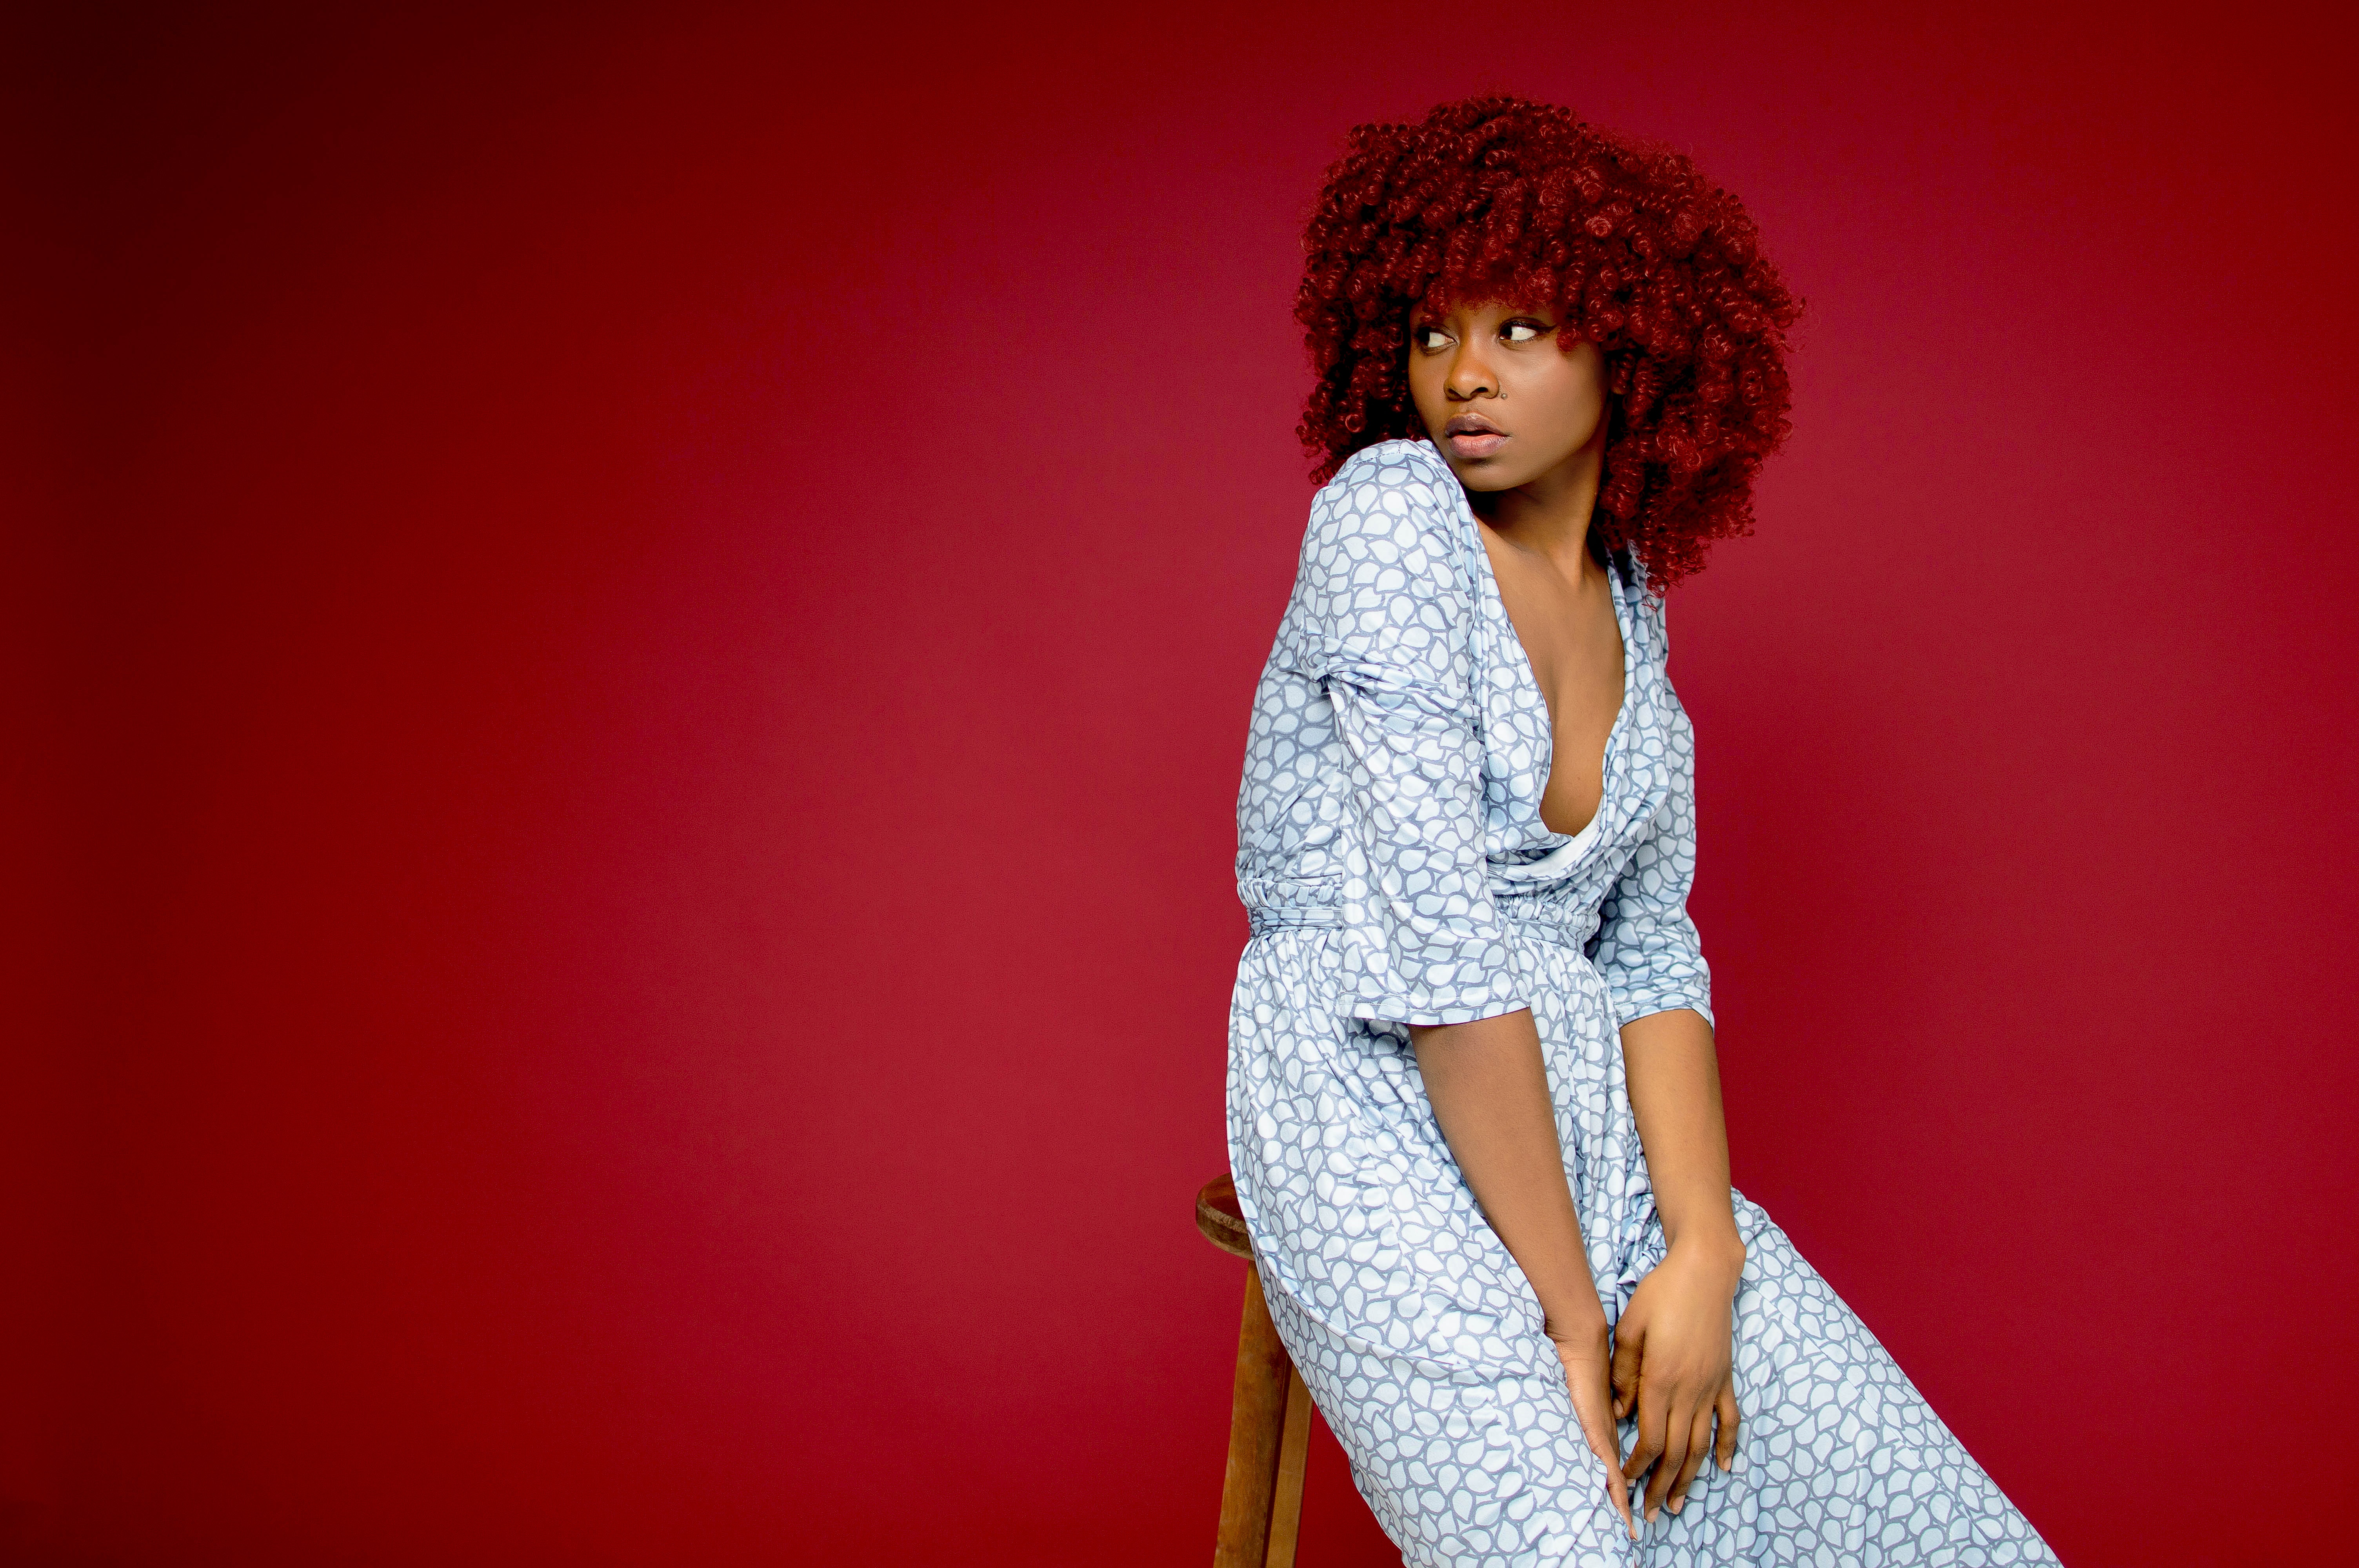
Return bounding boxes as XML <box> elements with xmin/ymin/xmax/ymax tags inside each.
<box><xmin>1196</xmin><ymin>1173</ymin><xmax>1312</xmax><ymax>1568</ymax></box>
<box><xmin>1196</xmin><ymin>1172</ymin><xmax>1253</xmax><ymax>1258</ymax></box>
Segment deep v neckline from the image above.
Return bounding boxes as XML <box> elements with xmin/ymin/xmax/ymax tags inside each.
<box><xmin>1467</xmin><ymin>523</ymin><xmax>1636</xmax><ymax>846</ymax></box>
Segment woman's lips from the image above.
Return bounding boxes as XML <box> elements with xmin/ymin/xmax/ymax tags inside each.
<box><xmin>1446</xmin><ymin>431</ymin><xmax>1508</xmax><ymax>458</ymax></box>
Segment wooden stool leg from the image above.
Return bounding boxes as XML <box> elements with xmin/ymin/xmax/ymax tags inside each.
<box><xmin>1263</xmin><ymin>1365</ymin><xmax>1312</xmax><ymax>1568</ymax></box>
<box><xmin>1214</xmin><ymin>1265</ymin><xmax>1291</xmax><ymax>1567</ymax></box>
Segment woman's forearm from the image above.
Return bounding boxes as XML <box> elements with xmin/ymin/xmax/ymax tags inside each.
<box><xmin>1409</xmin><ymin>1009</ymin><xmax>1606</xmax><ymax>1337</ymax></box>
<box><xmin>1619</xmin><ymin>1008</ymin><xmax>1744</xmax><ymax>1260</ymax></box>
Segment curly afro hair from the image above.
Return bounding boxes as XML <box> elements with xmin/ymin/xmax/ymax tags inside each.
<box><xmin>1296</xmin><ymin>95</ymin><xmax>1801</xmax><ymax>589</ymax></box>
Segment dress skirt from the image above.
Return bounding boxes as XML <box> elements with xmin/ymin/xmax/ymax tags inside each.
<box><xmin>1227</xmin><ymin>913</ymin><xmax>2060</xmax><ymax>1568</ymax></box>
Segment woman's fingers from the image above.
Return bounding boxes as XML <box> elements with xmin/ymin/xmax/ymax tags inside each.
<box><xmin>1618</xmin><ymin>1381</ymin><xmax>1665</xmax><ymax>1495</ymax></box>
<box><xmin>1553</xmin><ymin>1337</ymin><xmax>1636</xmax><ymax>1541</ymax></box>
<box><xmin>1577</xmin><ymin>1397</ymin><xmax>1637</xmax><ymax>1541</ymax></box>
<box><xmin>1623</xmin><ymin>1375</ymin><xmax>1696</xmax><ymax>1525</ymax></box>
<box><xmin>1641</xmin><ymin>1392</ymin><xmax>1696</xmax><ymax>1521</ymax></box>
<box><xmin>1609</xmin><ymin>1319</ymin><xmax>1643</xmax><ymax>1422</ymax></box>
<box><xmin>1665</xmin><ymin>1404</ymin><xmax>1714</xmax><ymax>1514</ymax></box>
<box><xmin>1713</xmin><ymin>1382</ymin><xmax>1741</xmax><ymax>1471</ymax></box>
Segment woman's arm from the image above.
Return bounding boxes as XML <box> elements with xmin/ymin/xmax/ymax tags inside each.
<box><xmin>1614</xmin><ymin>1005</ymin><xmax>1746</xmax><ymax>1523</ymax></box>
<box><xmin>1411</xmin><ymin>1009</ymin><xmax>1636</xmax><ymax>1541</ymax></box>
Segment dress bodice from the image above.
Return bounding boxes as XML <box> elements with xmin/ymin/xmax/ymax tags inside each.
<box><xmin>1234</xmin><ymin>439</ymin><xmax>1710</xmax><ymax>1030</ymax></box>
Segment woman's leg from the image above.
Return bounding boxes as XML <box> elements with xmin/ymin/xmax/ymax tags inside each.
<box><xmin>1230</xmin><ymin>960</ymin><xmax>1636</xmax><ymax>1567</ymax></box>
<box><xmin>1258</xmin><ymin>1274</ymin><xmax>1636</xmax><ymax>1568</ymax></box>
<box><xmin>1634</xmin><ymin>1199</ymin><xmax>2060</xmax><ymax>1566</ymax></box>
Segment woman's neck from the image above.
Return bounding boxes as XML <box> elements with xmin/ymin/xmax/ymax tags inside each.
<box><xmin>1465</xmin><ymin>443</ymin><xmax>1606</xmax><ymax>578</ymax></box>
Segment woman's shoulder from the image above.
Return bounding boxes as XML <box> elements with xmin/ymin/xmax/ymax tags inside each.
<box><xmin>1303</xmin><ymin>439</ymin><xmax>1468</xmax><ymax>560</ymax></box>
<box><xmin>1319</xmin><ymin>438</ymin><xmax>1461</xmax><ymax>513</ymax></box>
<box><xmin>1285</xmin><ymin>440</ymin><xmax>1479</xmax><ymax>642</ymax></box>
<box><xmin>1609</xmin><ymin>546</ymin><xmax>1679</xmax><ymax>667</ymax></box>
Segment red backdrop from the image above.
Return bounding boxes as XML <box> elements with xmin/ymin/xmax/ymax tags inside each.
<box><xmin>11</xmin><ymin>3</ymin><xmax>2357</xmax><ymax>1563</ymax></box>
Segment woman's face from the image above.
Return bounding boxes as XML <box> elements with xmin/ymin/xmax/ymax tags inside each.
<box><xmin>1407</xmin><ymin>300</ymin><xmax>1608</xmax><ymax>493</ymax></box>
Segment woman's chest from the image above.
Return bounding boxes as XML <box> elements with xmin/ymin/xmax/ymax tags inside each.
<box><xmin>1476</xmin><ymin>545</ymin><xmax>1630</xmax><ymax>839</ymax></box>
<box><xmin>1470</xmin><ymin>563</ymin><xmax>1681</xmax><ymax>871</ymax></box>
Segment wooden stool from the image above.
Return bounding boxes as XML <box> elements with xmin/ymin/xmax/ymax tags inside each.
<box><xmin>1196</xmin><ymin>1173</ymin><xmax>1311</xmax><ymax>1568</ymax></box>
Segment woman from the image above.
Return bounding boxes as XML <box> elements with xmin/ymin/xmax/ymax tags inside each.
<box><xmin>1228</xmin><ymin>96</ymin><xmax>2058</xmax><ymax>1566</ymax></box>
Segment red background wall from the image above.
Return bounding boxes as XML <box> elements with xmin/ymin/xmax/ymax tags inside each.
<box><xmin>11</xmin><ymin>3</ymin><xmax>2357</xmax><ymax>1563</ymax></box>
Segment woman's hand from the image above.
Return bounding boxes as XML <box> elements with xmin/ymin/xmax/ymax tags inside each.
<box><xmin>1611</xmin><ymin>1234</ymin><xmax>1745</xmax><ymax>1523</ymax></box>
<box><xmin>1550</xmin><ymin>1318</ymin><xmax>1637</xmax><ymax>1542</ymax></box>
<box><xmin>1614</xmin><ymin>1008</ymin><xmax>1746</xmax><ymax>1525</ymax></box>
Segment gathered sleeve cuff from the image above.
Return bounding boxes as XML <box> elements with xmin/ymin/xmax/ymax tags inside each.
<box><xmin>1275</xmin><ymin>444</ymin><xmax>1525</xmax><ymax>1027</ymax></box>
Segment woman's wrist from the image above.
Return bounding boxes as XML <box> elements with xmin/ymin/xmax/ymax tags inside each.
<box><xmin>1540</xmin><ymin>1294</ymin><xmax>1611</xmax><ymax>1347</ymax></box>
<box><xmin>1664</xmin><ymin>1219</ymin><xmax>1747</xmax><ymax>1285</ymax></box>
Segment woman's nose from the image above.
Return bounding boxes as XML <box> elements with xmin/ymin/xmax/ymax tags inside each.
<box><xmin>1446</xmin><ymin>350</ymin><xmax>1496</xmax><ymax>399</ymax></box>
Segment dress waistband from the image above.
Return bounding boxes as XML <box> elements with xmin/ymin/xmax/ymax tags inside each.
<box><xmin>1495</xmin><ymin>891</ymin><xmax>1603</xmax><ymax>949</ymax></box>
<box><xmin>1243</xmin><ymin>894</ymin><xmax>1598</xmax><ymax>947</ymax></box>
<box><xmin>1245</xmin><ymin>902</ymin><xmax>1344</xmax><ymax>938</ymax></box>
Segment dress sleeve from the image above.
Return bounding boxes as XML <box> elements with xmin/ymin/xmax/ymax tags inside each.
<box><xmin>1587</xmin><ymin>628</ymin><xmax>1715</xmax><ymax>1030</ymax></box>
<box><xmin>1277</xmin><ymin>446</ymin><xmax>1525</xmax><ymax>1027</ymax></box>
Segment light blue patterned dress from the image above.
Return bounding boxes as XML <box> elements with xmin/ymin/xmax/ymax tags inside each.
<box><xmin>1227</xmin><ymin>440</ymin><xmax>2057</xmax><ymax>1566</ymax></box>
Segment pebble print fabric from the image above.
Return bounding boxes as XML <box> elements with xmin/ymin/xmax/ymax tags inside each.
<box><xmin>1227</xmin><ymin>441</ymin><xmax>2058</xmax><ymax>1566</ymax></box>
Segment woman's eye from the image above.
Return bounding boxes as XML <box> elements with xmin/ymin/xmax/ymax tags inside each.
<box><xmin>1503</xmin><ymin>321</ymin><xmax>1543</xmax><ymax>343</ymax></box>
<box><xmin>1414</xmin><ymin>326</ymin><xmax>1448</xmax><ymax>350</ymax></box>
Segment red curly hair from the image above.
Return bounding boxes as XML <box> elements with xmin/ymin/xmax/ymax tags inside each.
<box><xmin>1296</xmin><ymin>95</ymin><xmax>1800</xmax><ymax>589</ymax></box>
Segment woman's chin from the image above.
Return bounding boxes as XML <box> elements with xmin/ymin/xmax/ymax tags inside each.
<box><xmin>1447</xmin><ymin>454</ymin><xmax>1539</xmax><ymax>492</ymax></box>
